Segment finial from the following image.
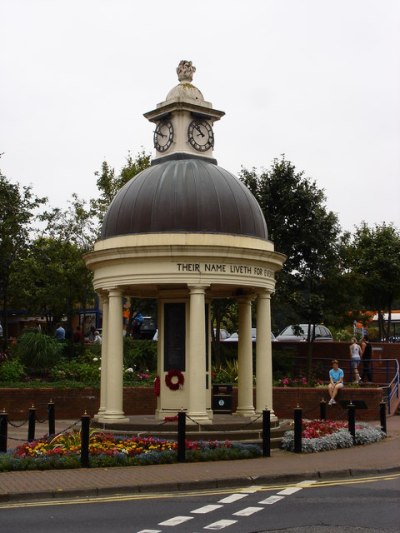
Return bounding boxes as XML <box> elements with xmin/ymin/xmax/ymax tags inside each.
<box><xmin>176</xmin><ymin>60</ymin><xmax>196</xmax><ymax>83</ymax></box>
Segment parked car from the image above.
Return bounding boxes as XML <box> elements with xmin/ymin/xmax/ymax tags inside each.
<box><xmin>223</xmin><ymin>328</ymin><xmax>276</xmax><ymax>342</ymax></box>
<box><xmin>153</xmin><ymin>327</ymin><xmax>231</xmax><ymax>342</ymax></box>
<box><xmin>275</xmin><ymin>324</ymin><xmax>333</xmax><ymax>342</ymax></box>
<box><xmin>139</xmin><ymin>316</ymin><xmax>157</xmax><ymax>339</ymax></box>
<box><xmin>213</xmin><ymin>328</ymin><xmax>231</xmax><ymax>340</ymax></box>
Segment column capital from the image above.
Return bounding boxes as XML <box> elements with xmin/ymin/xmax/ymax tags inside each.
<box><xmin>237</xmin><ymin>293</ymin><xmax>255</xmax><ymax>305</ymax></box>
<box><xmin>108</xmin><ymin>287</ymin><xmax>122</xmax><ymax>298</ymax></box>
<box><xmin>187</xmin><ymin>284</ymin><xmax>210</xmax><ymax>294</ymax></box>
<box><xmin>257</xmin><ymin>289</ymin><xmax>272</xmax><ymax>300</ymax></box>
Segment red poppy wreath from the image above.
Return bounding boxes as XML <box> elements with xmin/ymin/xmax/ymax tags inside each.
<box><xmin>165</xmin><ymin>369</ymin><xmax>184</xmax><ymax>391</ymax></box>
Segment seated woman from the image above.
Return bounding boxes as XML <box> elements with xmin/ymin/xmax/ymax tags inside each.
<box><xmin>328</xmin><ymin>359</ymin><xmax>344</xmax><ymax>405</ymax></box>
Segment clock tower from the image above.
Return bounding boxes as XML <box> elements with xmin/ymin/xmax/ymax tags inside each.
<box><xmin>144</xmin><ymin>60</ymin><xmax>225</xmax><ymax>163</ymax></box>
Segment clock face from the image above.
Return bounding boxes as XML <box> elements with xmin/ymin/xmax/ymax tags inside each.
<box><xmin>188</xmin><ymin>119</ymin><xmax>214</xmax><ymax>152</ymax></box>
<box><xmin>154</xmin><ymin>120</ymin><xmax>174</xmax><ymax>152</ymax></box>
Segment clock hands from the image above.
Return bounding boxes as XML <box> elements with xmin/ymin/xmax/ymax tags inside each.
<box><xmin>194</xmin><ymin>124</ymin><xmax>205</xmax><ymax>137</ymax></box>
<box><xmin>155</xmin><ymin>129</ymin><xmax>167</xmax><ymax>138</ymax></box>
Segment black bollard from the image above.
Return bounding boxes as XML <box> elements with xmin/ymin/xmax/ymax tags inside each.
<box><xmin>28</xmin><ymin>405</ymin><xmax>36</xmax><ymax>442</ymax></box>
<box><xmin>0</xmin><ymin>409</ymin><xmax>8</xmax><ymax>453</ymax></box>
<box><xmin>80</xmin><ymin>412</ymin><xmax>91</xmax><ymax>468</ymax></box>
<box><xmin>177</xmin><ymin>411</ymin><xmax>186</xmax><ymax>463</ymax></box>
<box><xmin>320</xmin><ymin>399</ymin><xmax>327</xmax><ymax>421</ymax></box>
<box><xmin>379</xmin><ymin>401</ymin><xmax>387</xmax><ymax>434</ymax></box>
<box><xmin>262</xmin><ymin>409</ymin><xmax>271</xmax><ymax>457</ymax></box>
<box><xmin>48</xmin><ymin>400</ymin><xmax>55</xmax><ymax>436</ymax></box>
<box><xmin>294</xmin><ymin>406</ymin><xmax>302</xmax><ymax>453</ymax></box>
<box><xmin>347</xmin><ymin>401</ymin><xmax>356</xmax><ymax>444</ymax></box>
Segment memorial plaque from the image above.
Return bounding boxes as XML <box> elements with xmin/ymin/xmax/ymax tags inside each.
<box><xmin>164</xmin><ymin>303</ymin><xmax>186</xmax><ymax>370</ymax></box>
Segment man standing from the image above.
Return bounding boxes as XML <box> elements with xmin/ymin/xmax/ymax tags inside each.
<box><xmin>361</xmin><ymin>335</ymin><xmax>373</xmax><ymax>383</ymax></box>
<box><xmin>54</xmin><ymin>323</ymin><xmax>66</xmax><ymax>341</ymax></box>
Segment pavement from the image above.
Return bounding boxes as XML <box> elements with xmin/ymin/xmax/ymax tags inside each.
<box><xmin>0</xmin><ymin>415</ymin><xmax>399</xmax><ymax>503</ymax></box>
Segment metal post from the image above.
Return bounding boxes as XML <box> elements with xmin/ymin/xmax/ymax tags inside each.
<box><xmin>28</xmin><ymin>405</ymin><xmax>36</xmax><ymax>442</ymax></box>
<box><xmin>80</xmin><ymin>412</ymin><xmax>91</xmax><ymax>468</ymax></box>
<box><xmin>48</xmin><ymin>400</ymin><xmax>55</xmax><ymax>436</ymax></box>
<box><xmin>294</xmin><ymin>406</ymin><xmax>302</xmax><ymax>453</ymax></box>
<box><xmin>0</xmin><ymin>409</ymin><xmax>8</xmax><ymax>453</ymax></box>
<box><xmin>177</xmin><ymin>411</ymin><xmax>186</xmax><ymax>463</ymax></box>
<box><xmin>380</xmin><ymin>401</ymin><xmax>387</xmax><ymax>434</ymax></box>
<box><xmin>262</xmin><ymin>409</ymin><xmax>271</xmax><ymax>457</ymax></box>
<box><xmin>319</xmin><ymin>399</ymin><xmax>326</xmax><ymax>421</ymax></box>
<box><xmin>347</xmin><ymin>401</ymin><xmax>356</xmax><ymax>444</ymax></box>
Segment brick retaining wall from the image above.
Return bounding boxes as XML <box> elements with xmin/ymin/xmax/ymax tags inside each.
<box><xmin>0</xmin><ymin>386</ymin><xmax>384</xmax><ymax>421</ymax></box>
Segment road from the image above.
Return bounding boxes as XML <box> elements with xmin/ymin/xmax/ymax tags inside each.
<box><xmin>0</xmin><ymin>473</ymin><xmax>399</xmax><ymax>532</ymax></box>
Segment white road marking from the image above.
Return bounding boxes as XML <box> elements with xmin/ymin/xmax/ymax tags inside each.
<box><xmin>218</xmin><ymin>493</ymin><xmax>249</xmax><ymax>504</ymax></box>
<box><xmin>239</xmin><ymin>485</ymin><xmax>262</xmax><ymax>493</ymax></box>
<box><xmin>297</xmin><ymin>480</ymin><xmax>317</xmax><ymax>487</ymax></box>
<box><xmin>258</xmin><ymin>495</ymin><xmax>285</xmax><ymax>505</ymax></box>
<box><xmin>158</xmin><ymin>516</ymin><xmax>193</xmax><ymax>526</ymax></box>
<box><xmin>191</xmin><ymin>504</ymin><xmax>223</xmax><ymax>514</ymax></box>
<box><xmin>233</xmin><ymin>506</ymin><xmax>264</xmax><ymax>516</ymax></box>
<box><xmin>137</xmin><ymin>530</ymin><xmax>161</xmax><ymax>533</ymax></box>
<box><xmin>277</xmin><ymin>487</ymin><xmax>303</xmax><ymax>495</ymax></box>
<box><xmin>204</xmin><ymin>519</ymin><xmax>238</xmax><ymax>530</ymax></box>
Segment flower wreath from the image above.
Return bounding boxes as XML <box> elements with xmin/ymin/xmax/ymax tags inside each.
<box><xmin>165</xmin><ymin>369</ymin><xmax>184</xmax><ymax>391</ymax></box>
<box><xmin>154</xmin><ymin>376</ymin><xmax>160</xmax><ymax>397</ymax></box>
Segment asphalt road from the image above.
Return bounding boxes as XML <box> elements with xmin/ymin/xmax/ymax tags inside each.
<box><xmin>0</xmin><ymin>473</ymin><xmax>399</xmax><ymax>533</ymax></box>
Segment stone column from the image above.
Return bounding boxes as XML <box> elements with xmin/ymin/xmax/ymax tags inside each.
<box><xmin>99</xmin><ymin>288</ymin><xmax>128</xmax><ymax>422</ymax></box>
<box><xmin>187</xmin><ymin>284</ymin><xmax>211</xmax><ymax>424</ymax></box>
<box><xmin>255</xmin><ymin>290</ymin><xmax>276</xmax><ymax>420</ymax></box>
<box><xmin>95</xmin><ymin>292</ymin><xmax>109</xmax><ymax>420</ymax></box>
<box><xmin>235</xmin><ymin>296</ymin><xmax>255</xmax><ymax>417</ymax></box>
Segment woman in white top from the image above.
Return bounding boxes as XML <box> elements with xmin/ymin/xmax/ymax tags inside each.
<box><xmin>349</xmin><ymin>337</ymin><xmax>361</xmax><ymax>383</ymax></box>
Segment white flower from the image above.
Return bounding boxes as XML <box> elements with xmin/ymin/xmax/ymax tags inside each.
<box><xmin>93</xmin><ymin>357</ymin><xmax>99</xmax><ymax>362</ymax></box>
<box><xmin>125</xmin><ymin>367</ymin><xmax>134</xmax><ymax>373</ymax></box>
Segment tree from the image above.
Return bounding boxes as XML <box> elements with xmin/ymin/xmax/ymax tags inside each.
<box><xmin>15</xmin><ymin>237</ymin><xmax>95</xmax><ymax>337</ymax></box>
<box><xmin>90</xmin><ymin>149</ymin><xmax>151</xmax><ymax>231</ymax></box>
<box><xmin>239</xmin><ymin>156</ymin><xmax>342</xmax><ymax>335</ymax></box>
<box><xmin>0</xmin><ymin>171</ymin><xmax>46</xmax><ymax>349</ymax></box>
<box><xmin>38</xmin><ymin>193</ymin><xmax>96</xmax><ymax>251</ymax></box>
<box><xmin>346</xmin><ymin>223</ymin><xmax>400</xmax><ymax>340</ymax></box>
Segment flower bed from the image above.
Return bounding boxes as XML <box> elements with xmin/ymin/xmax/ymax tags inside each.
<box><xmin>0</xmin><ymin>430</ymin><xmax>261</xmax><ymax>472</ymax></box>
<box><xmin>281</xmin><ymin>419</ymin><xmax>386</xmax><ymax>453</ymax></box>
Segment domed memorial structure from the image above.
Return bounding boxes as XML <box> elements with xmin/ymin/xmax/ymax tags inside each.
<box><xmin>85</xmin><ymin>61</ymin><xmax>285</xmax><ymax>424</ymax></box>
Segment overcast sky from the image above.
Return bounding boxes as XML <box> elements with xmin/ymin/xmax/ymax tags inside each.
<box><xmin>1</xmin><ymin>0</ymin><xmax>399</xmax><ymax>233</ymax></box>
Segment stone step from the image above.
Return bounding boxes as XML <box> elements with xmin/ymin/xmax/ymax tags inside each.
<box><xmin>93</xmin><ymin>420</ymin><xmax>292</xmax><ymax>448</ymax></box>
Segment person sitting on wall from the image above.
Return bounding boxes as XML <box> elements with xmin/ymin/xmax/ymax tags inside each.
<box><xmin>328</xmin><ymin>359</ymin><xmax>344</xmax><ymax>405</ymax></box>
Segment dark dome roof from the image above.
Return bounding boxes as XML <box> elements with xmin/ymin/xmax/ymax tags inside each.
<box><xmin>100</xmin><ymin>158</ymin><xmax>268</xmax><ymax>240</ymax></box>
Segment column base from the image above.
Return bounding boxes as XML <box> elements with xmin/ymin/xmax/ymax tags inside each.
<box><xmin>233</xmin><ymin>408</ymin><xmax>256</xmax><ymax>418</ymax></box>
<box><xmin>93</xmin><ymin>409</ymin><xmax>105</xmax><ymax>421</ymax></box>
<box><xmin>186</xmin><ymin>411</ymin><xmax>213</xmax><ymax>425</ymax></box>
<box><xmin>97</xmin><ymin>412</ymin><xmax>129</xmax><ymax>424</ymax></box>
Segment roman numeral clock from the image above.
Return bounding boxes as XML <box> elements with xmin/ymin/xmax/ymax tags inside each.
<box><xmin>144</xmin><ymin>60</ymin><xmax>224</xmax><ymax>162</ymax></box>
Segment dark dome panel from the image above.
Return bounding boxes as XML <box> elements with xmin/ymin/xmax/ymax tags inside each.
<box><xmin>101</xmin><ymin>159</ymin><xmax>268</xmax><ymax>240</ymax></box>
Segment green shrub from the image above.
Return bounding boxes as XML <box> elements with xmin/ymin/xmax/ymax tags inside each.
<box><xmin>50</xmin><ymin>360</ymin><xmax>100</xmax><ymax>385</ymax></box>
<box><xmin>123</xmin><ymin>338</ymin><xmax>157</xmax><ymax>372</ymax></box>
<box><xmin>0</xmin><ymin>359</ymin><xmax>26</xmax><ymax>381</ymax></box>
<box><xmin>272</xmin><ymin>348</ymin><xmax>295</xmax><ymax>381</ymax></box>
<box><xmin>14</xmin><ymin>332</ymin><xmax>62</xmax><ymax>372</ymax></box>
<box><xmin>212</xmin><ymin>360</ymin><xmax>238</xmax><ymax>383</ymax></box>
